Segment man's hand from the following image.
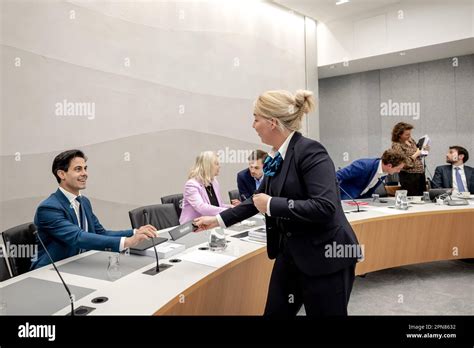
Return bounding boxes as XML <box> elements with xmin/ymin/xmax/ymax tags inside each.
<box><xmin>231</xmin><ymin>199</ymin><xmax>241</xmax><ymax>207</ymax></box>
<box><xmin>124</xmin><ymin>233</ymin><xmax>150</xmax><ymax>249</ymax></box>
<box><xmin>193</xmin><ymin>216</ymin><xmax>219</xmax><ymax>231</ymax></box>
<box><xmin>253</xmin><ymin>193</ymin><xmax>270</xmax><ymax>214</ymax></box>
<box><xmin>136</xmin><ymin>224</ymin><xmax>157</xmax><ymax>238</ymax></box>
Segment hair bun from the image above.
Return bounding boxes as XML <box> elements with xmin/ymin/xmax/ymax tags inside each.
<box><xmin>294</xmin><ymin>89</ymin><xmax>315</xmax><ymax>114</ymax></box>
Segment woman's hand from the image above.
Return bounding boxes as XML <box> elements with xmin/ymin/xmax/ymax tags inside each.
<box><xmin>253</xmin><ymin>193</ymin><xmax>271</xmax><ymax>214</ymax></box>
<box><xmin>231</xmin><ymin>199</ymin><xmax>241</xmax><ymax>207</ymax></box>
<box><xmin>412</xmin><ymin>148</ymin><xmax>422</xmax><ymax>159</ymax></box>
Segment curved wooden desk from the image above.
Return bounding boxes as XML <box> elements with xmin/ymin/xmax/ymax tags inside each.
<box><xmin>155</xmin><ymin>207</ymin><xmax>474</xmax><ymax>315</ymax></box>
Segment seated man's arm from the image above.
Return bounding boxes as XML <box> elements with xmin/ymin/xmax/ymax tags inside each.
<box><xmin>431</xmin><ymin>167</ymin><xmax>444</xmax><ymax>188</ymax></box>
<box><xmin>36</xmin><ymin>205</ymin><xmax>123</xmax><ymax>252</ymax></box>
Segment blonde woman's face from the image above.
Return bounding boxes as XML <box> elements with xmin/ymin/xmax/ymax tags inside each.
<box><xmin>212</xmin><ymin>158</ymin><xmax>220</xmax><ymax>177</ymax></box>
<box><xmin>253</xmin><ymin>114</ymin><xmax>273</xmax><ymax>146</ymax></box>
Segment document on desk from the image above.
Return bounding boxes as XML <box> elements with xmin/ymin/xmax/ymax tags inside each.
<box><xmin>371</xmin><ymin>206</ymin><xmax>411</xmax><ymax>215</ymax></box>
<box><xmin>179</xmin><ymin>250</ymin><xmax>237</xmax><ymax>268</ymax></box>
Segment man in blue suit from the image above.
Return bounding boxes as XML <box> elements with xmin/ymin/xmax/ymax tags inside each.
<box><xmin>237</xmin><ymin>149</ymin><xmax>267</xmax><ymax>200</ymax></box>
<box><xmin>336</xmin><ymin>149</ymin><xmax>406</xmax><ymax>200</ymax></box>
<box><xmin>31</xmin><ymin>150</ymin><xmax>156</xmax><ymax>269</ymax></box>
<box><xmin>432</xmin><ymin>146</ymin><xmax>474</xmax><ymax>194</ymax></box>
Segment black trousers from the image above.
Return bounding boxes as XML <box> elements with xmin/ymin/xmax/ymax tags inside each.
<box><xmin>399</xmin><ymin>171</ymin><xmax>426</xmax><ymax>196</ymax></box>
<box><xmin>263</xmin><ymin>244</ymin><xmax>356</xmax><ymax>317</ymax></box>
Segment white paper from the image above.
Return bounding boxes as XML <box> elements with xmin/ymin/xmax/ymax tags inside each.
<box><xmin>179</xmin><ymin>250</ymin><xmax>237</xmax><ymax>268</ymax></box>
<box><xmin>419</xmin><ymin>134</ymin><xmax>431</xmax><ymax>155</ymax></box>
<box><xmin>241</xmin><ymin>236</ymin><xmax>266</xmax><ymax>245</ymax></box>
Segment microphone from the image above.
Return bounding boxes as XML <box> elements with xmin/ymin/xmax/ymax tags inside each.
<box><xmin>143</xmin><ymin>210</ymin><xmax>160</xmax><ymax>273</ymax></box>
<box><xmin>32</xmin><ymin>224</ymin><xmax>75</xmax><ymax>316</ymax></box>
<box><xmin>337</xmin><ymin>180</ymin><xmax>366</xmax><ymax>213</ymax></box>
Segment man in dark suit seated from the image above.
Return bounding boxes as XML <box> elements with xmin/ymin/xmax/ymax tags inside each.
<box><xmin>432</xmin><ymin>146</ymin><xmax>474</xmax><ymax>194</ymax></box>
<box><xmin>336</xmin><ymin>149</ymin><xmax>406</xmax><ymax>200</ymax></box>
<box><xmin>236</xmin><ymin>149</ymin><xmax>267</xmax><ymax>201</ymax></box>
<box><xmin>31</xmin><ymin>150</ymin><xmax>156</xmax><ymax>269</ymax></box>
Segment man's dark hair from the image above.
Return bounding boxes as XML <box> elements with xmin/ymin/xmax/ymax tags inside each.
<box><xmin>52</xmin><ymin>150</ymin><xmax>87</xmax><ymax>184</ymax></box>
<box><xmin>248</xmin><ymin>149</ymin><xmax>268</xmax><ymax>163</ymax></box>
<box><xmin>381</xmin><ymin>149</ymin><xmax>406</xmax><ymax>167</ymax></box>
<box><xmin>449</xmin><ymin>146</ymin><xmax>469</xmax><ymax>163</ymax></box>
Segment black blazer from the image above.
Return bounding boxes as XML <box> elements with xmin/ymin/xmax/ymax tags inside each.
<box><xmin>237</xmin><ymin>168</ymin><xmax>256</xmax><ymax>201</ymax></box>
<box><xmin>431</xmin><ymin>164</ymin><xmax>474</xmax><ymax>193</ymax></box>
<box><xmin>221</xmin><ymin>132</ymin><xmax>359</xmax><ymax>277</ymax></box>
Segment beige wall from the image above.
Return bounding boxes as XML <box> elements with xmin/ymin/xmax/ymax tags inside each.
<box><xmin>0</xmin><ymin>0</ymin><xmax>315</xmax><ymax>230</ymax></box>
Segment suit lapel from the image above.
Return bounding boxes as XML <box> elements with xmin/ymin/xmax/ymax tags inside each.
<box><xmin>447</xmin><ymin>166</ymin><xmax>453</xmax><ymax>188</ymax></box>
<box><xmin>272</xmin><ymin>132</ymin><xmax>300</xmax><ymax>197</ymax></box>
<box><xmin>465</xmin><ymin>166</ymin><xmax>473</xmax><ymax>188</ymax></box>
<box><xmin>54</xmin><ymin>189</ymin><xmax>79</xmax><ymax>226</ymax></box>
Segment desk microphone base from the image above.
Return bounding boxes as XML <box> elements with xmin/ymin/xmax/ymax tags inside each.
<box><xmin>67</xmin><ymin>305</ymin><xmax>96</xmax><ymax>316</ymax></box>
<box><xmin>142</xmin><ymin>263</ymin><xmax>172</xmax><ymax>275</ymax></box>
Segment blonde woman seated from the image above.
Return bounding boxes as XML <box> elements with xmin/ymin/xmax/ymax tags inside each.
<box><xmin>179</xmin><ymin>151</ymin><xmax>239</xmax><ymax>224</ymax></box>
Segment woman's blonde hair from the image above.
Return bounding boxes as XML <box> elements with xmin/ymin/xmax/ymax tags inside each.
<box><xmin>254</xmin><ymin>89</ymin><xmax>315</xmax><ymax>132</ymax></box>
<box><xmin>188</xmin><ymin>151</ymin><xmax>218</xmax><ymax>186</ymax></box>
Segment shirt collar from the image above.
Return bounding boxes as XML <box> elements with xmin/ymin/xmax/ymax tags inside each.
<box><xmin>59</xmin><ymin>186</ymin><xmax>81</xmax><ymax>203</ymax></box>
<box><xmin>377</xmin><ymin>160</ymin><xmax>384</xmax><ymax>176</ymax></box>
<box><xmin>453</xmin><ymin>164</ymin><xmax>464</xmax><ymax>170</ymax></box>
<box><xmin>270</xmin><ymin>131</ymin><xmax>295</xmax><ymax>160</ymax></box>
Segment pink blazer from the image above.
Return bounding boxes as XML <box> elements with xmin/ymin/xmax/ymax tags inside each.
<box><xmin>179</xmin><ymin>178</ymin><xmax>231</xmax><ymax>224</ymax></box>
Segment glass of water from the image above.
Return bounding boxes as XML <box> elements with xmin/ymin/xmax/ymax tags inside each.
<box><xmin>395</xmin><ymin>190</ymin><xmax>409</xmax><ymax>210</ymax></box>
<box><xmin>107</xmin><ymin>254</ymin><xmax>122</xmax><ymax>281</ymax></box>
<box><xmin>209</xmin><ymin>228</ymin><xmax>227</xmax><ymax>252</ymax></box>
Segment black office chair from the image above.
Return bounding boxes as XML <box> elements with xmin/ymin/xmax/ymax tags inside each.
<box><xmin>228</xmin><ymin>189</ymin><xmax>241</xmax><ymax>202</ymax></box>
<box><xmin>160</xmin><ymin>194</ymin><xmax>183</xmax><ymax>219</ymax></box>
<box><xmin>1</xmin><ymin>222</ymin><xmax>36</xmax><ymax>277</ymax></box>
<box><xmin>0</xmin><ymin>244</ymin><xmax>12</xmax><ymax>281</ymax></box>
<box><xmin>385</xmin><ymin>173</ymin><xmax>399</xmax><ymax>185</ymax></box>
<box><xmin>374</xmin><ymin>183</ymin><xmax>388</xmax><ymax>197</ymax></box>
<box><xmin>129</xmin><ymin>204</ymin><xmax>179</xmax><ymax>230</ymax></box>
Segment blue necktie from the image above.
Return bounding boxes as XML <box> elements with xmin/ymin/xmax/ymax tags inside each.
<box><xmin>263</xmin><ymin>152</ymin><xmax>283</xmax><ymax>177</ymax></box>
<box><xmin>455</xmin><ymin>167</ymin><xmax>466</xmax><ymax>192</ymax></box>
<box><xmin>75</xmin><ymin>196</ymin><xmax>87</xmax><ymax>230</ymax></box>
<box><xmin>75</xmin><ymin>196</ymin><xmax>88</xmax><ymax>254</ymax></box>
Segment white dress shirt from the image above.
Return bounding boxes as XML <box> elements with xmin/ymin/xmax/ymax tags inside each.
<box><xmin>217</xmin><ymin>131</ymin><xmax>296</xmax><ymax>228</ymax></box>
<box><xmin>360</xmin><ymin>160</ymin><xmax>385</xmax><ymax>196</ymax></box>
<box><xmin>59</xmin><ymin>187</ymin><xmax>130</xmax><ymax>251</ymax></box>
<box><xmin>452</xmin><ymin>164</ymin><xmax>468</xmax><ymax>193</ymax></box>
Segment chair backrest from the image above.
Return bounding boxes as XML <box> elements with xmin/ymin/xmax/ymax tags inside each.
<box><xmin>228</xmin><ymin>189</ymin><xmax>240</xmax><ymax>202</ymax></box>
<box><xmin>1</xmin><ymin>222</ymin><xmax>36</xmax><ymax>277</ymax></box>
<box><xmin>374</xmin><ymin>183</ymin><xmax>388</xmax><ymax>197</ymax></box>
<box><xmin>160</xmin><ymin>194</ymin><xmax>183</xmax><ymax>219</ymax></box>
<box><xmin>385</xmin><ymin>173</ymin><xmax>399</xmax><ymax>185</ymax></box>
<box><xmin>0</xmin><ymin>244</ymin><xmax>12</xmax><ymax>282</ymax></box>
<box><xmin>129</xmin><ymin>204</ymin><xmax>179</xmax><ymax>230</ymax></box>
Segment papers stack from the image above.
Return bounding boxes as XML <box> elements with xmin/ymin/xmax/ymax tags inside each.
<box><xmin>248</xmin><ymin>228</ymin><xmax>267</xmax><ymax>243</ymax></box>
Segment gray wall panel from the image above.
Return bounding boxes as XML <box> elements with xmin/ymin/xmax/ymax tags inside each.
<box><xmin>320</xmin><ymin>54</ymin><xmax>474</xmax><ymax>177</ymax></box>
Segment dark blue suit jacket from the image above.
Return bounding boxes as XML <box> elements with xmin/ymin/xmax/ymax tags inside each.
<box><xmin>31</xmin><ymin>189</ymin><xmax>133</xmax><ymax>269</ymax></box>
<box><xmin>431</xmin><ymin>164</ymin><xmax>474</xmax><ymax>193</ymax></box>
<box><xmin>237</xmin><ymin>168</ymin><xmax>257</xmax><ymax>201</ymax></box>
<box><xmin>336</xmin><ymin>158</ymin><xmax>384</xmax><ymax>200</ymax></box>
